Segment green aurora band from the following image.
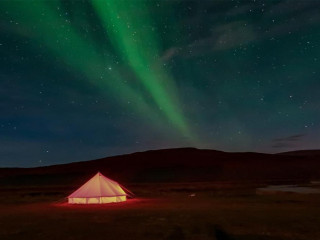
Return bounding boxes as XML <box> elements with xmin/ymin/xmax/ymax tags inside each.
<box><xmin>2</xmin><ymin>0</ymin><xmax>196</xmax><ymax>142</ymax></box>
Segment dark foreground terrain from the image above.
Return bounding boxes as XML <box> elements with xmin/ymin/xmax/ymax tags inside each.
<box><xmin>1</xmin><ymin>182</ymin><xmax>320</xmax><ymax>240</ymax></box>
<box><xmin>1</xmin><ymin>148</ymin><xmax>320</xmax><ymax>240</ymax></box>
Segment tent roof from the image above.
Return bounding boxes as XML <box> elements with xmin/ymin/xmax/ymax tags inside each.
<box><xmin>68</xmin><ymin>172</ymin><xmax>127</xmax><ymax>198</ymax></box>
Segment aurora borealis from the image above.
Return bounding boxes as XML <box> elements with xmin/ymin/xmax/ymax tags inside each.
<box><xmin>1</xmin><ymin>1</ymin><xmax>320</xmax><ymax>166</ymax></box>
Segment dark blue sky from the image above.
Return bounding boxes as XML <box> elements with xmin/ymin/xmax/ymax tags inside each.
<box><xmin>1</xmin><ymin>0</ymin><xmax>320</xmax><ymax>167</ymax></box>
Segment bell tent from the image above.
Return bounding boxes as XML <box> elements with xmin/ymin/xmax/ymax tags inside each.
<box><xmin>68</xmin><ymin>172</ymin><xmax>130</xmax><ymax>204</ymax></box>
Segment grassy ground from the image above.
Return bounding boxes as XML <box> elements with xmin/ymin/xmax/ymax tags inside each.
<box><xmin>1</xmin><ymin>183</ymin><xmax>320</xmax><ymax>240</ymax></box>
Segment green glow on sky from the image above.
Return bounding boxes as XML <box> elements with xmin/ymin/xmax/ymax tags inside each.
<box><xmin>92</xmin><ymin>0</ymin><xmax>193</xmax><ymax>139</ymax></box>
<box><xmin>2</xmin><ymin>0</ymin><xmax>320</xmax><ymax>167</ymax></box>
<box><xmin>3</xmin><ymin>0</ymin><xmax>196</xmax><ymax>142</ymax></box>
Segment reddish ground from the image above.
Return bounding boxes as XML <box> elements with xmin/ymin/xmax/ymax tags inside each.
<box><xmin>1</xmin><ymin>184</ymin><xmax>320</xmax><ymax>240</ymax></box>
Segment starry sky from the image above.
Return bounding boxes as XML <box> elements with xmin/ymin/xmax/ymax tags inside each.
<box><xmin>1</xmin><ymin>0</ymin><xmax>320</xmax><ymax>167</ymax></box>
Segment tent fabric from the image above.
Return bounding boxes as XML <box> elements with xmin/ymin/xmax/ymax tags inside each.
<box><xmin>68</xmin><ymin>172</ymin><xmax>127</xmax><ymax>204</ymax></box>
<box><xmin>68</xmin><ymin>196</ymin><xmax>126</xmax><ymax>204</ymax></box>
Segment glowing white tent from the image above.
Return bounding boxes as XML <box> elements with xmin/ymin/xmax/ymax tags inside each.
<box><xmin>68</xmin><ymin>172</ymin><xmax>128</xmax><ymax>204</ymax></box>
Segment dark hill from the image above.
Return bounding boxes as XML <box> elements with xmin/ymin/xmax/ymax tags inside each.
<box><xmin>0</xmin><ymin>148</ymin><xmax>320</xmax><ymax>186</ymax></box>
<box><xmin>277</xmin><ymin>149</ymin><xmax>320</xmax><ymax>157</ymax></box>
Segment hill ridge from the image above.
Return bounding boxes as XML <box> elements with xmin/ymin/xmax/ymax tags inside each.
<box><xmin>1</xmin><ymin>148</ymin><xmax>320</xmax><ymax>185</ymax></box>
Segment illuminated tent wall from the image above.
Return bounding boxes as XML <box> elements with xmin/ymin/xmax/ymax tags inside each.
<box><xmin>68</xmin><ymin>172</ymin><xmax>128</xmax><ymax>204</ymax></box>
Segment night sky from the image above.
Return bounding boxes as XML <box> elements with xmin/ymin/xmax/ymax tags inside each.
<box><xmin>1</xmin><ymin>0</ymin><xmax>320</xmax><ymax>167</ymax></box>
